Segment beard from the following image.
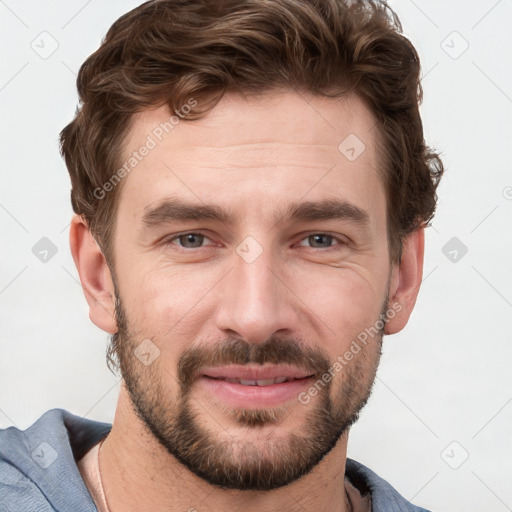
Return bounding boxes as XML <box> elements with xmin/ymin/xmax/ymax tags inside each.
<box><xmin>109</xmin><ymin>286</ymin><xmax>386</xmax><ymax>491</ymax></box>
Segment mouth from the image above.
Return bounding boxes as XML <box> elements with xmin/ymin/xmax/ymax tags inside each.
<box><xmin>197</xmin><ymin>365</ymin><xmax>316</xmax><ymax>408</ymax></box>
<box><xmin>207</xmin><ymin>376</ymin><xmax>303</xmax><ymax>386</ymax></box>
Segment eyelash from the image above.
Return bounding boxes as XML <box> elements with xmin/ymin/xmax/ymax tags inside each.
<box><xmin>164</xmin><ymin>232</ymin><xmax>348</xmax><ymax>251</ymax></box>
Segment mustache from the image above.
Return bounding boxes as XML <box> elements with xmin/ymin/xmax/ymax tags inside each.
<box><xmin>177</xmin><ymin>337</ymin><xmax>332</xmax><ymax>392</ymax></box>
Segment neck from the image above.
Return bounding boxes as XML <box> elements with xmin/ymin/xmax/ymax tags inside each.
<box><xmin>100</xmin><ymin>385</ymin><xmax>351</xmax><ymax>512</ymax></box>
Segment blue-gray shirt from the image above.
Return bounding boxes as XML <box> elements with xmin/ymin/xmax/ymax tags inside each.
<box><xmin>0</xmin><ymin>409</ymin><xmax>431</xmax><ymax>511</ymax></box>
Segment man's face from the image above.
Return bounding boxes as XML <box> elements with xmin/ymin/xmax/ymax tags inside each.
<box><xmin>109</xmin><ymin>91</ymin><xmax>394</xmax><ymax>490</ymax></box>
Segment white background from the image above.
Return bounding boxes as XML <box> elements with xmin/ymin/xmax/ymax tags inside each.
<box><xmin>1</xmin><ymin>1</ymin><xmax>511</xmax><ymax>511</ymax></box>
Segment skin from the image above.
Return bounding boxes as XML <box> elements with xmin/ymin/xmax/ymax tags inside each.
<box><xmin>70</xmin><ymin>91</ymin><xmax>424</xmax><ymax>512</ymax></box>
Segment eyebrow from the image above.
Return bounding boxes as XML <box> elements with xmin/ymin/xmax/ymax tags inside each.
<box><xmin>142</xmin><ymin>199</ymin><xmax>235</xmax><ymax>226</ymax></box>
<box><xmin>285</xmin><ymin>199</ymin><xmax>369</xmax><ymax>225</ymax></box>
<box><xmin>141</xmin><ymin>197</ymin><xmax>370</xmax><ymax>228</ymax></box>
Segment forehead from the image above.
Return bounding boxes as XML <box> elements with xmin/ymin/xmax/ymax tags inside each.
<box><xmin>126</xmin><ymin>91</ymin><xmax>378</xmax><ymax>159</ymax></box>
<box><xmin>116</xmin><ymin>91</ymin><xmax>384</xmax><ymax>226</ymax></box>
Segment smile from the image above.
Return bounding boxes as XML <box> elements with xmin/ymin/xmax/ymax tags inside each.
<box><xmin>209</xmin><ymin>376</ymin><xmax>300</xmax><ymax>386</ymax></box>
<box><xmin>197</xmin><ymin>365</ymin><xmax>316</xmax><ymax>408</ymax></box>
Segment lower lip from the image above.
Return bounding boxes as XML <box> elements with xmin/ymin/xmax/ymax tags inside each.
<box><xmin>197</xmin><ymin>376</ymin><xmax>314</xmax><ymax>408</ymax></box>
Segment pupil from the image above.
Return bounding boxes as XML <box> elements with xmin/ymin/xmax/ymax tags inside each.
<box><xmin>182</xmin><ymin>234</ymin><xmax>203</xmax><ymax>247</ymax></box>
<box><xmin>312</xmin><ymin>234</ymin><xmax>330</xmax><ymax>247</ymax></box>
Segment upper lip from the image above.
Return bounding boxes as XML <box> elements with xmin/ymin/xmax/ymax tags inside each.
<box><xmin>201</xmin><ymin>365</ymin><xmax>314</xmax><ymax>381</ymax></box>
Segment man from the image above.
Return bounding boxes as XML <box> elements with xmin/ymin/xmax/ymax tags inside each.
<box><xmin>0</xmin><ymin>0</ymin><xmax>444</xmax><ymax>510</ymax></box>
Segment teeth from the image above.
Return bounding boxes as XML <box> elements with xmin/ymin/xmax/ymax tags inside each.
<box><xmin>256</xmin><ymin>379</ymin><xmax>275</xmax><ymax>386</ymax></box>
<box><xmin>240</xmin><ymin>379</ymin><xmax>257</xmax><ymax>386</ymax></box>
<box><xmin>221</xmin><ymin>377</ymin><xmax>293</xmax><ymax>386</ymax></box>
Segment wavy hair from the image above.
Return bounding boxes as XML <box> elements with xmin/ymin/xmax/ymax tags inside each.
<box><xmin>60</xmin><ymin>0</ymin><xmax>444</xmax><ymax>266</ymax></box>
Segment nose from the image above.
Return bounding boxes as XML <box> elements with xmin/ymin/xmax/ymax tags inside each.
<box><xmin>214</xmin><ymin>242</ymin><xmax>299</xmax><ymax>344</ymax></box>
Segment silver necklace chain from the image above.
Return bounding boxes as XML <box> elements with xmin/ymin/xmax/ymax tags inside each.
<box><xmin>97</xmin><ymin>438</ymin><xmax>112</xmax><ymax>512</ymax></box>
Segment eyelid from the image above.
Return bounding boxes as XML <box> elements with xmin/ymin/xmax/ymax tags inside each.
<box><xmin>164</xmin><ymin>231</ymin><xmax>215</xmax><ymax>247</ymax></box>
<box><xmin>163</xmin><ymin>231</ymin><xmax>348</xmax><ymax>250</ymax></box>
<box><xmin>294</xmin><ymin>232</ymin><xmax>349</xmax><ymax>248</ymax></box>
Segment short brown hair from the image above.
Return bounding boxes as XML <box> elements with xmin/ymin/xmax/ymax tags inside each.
<box><xmin>59</xmin><ymin>0</ymin><xmax>443</xmax><ymax>264</ymax></box>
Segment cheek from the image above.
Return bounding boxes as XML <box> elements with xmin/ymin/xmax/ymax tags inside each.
<box><xmin>291</xmin><ymin>263</ymin><xmax>386</xmax><ymax>330</ymax></box>
<box><xmin>117</xmin><ymin>256</ymin><xmax>185</xmax><ymax>311</ymax></box>
<box><xmin>116</xmin><ymin>259</ymin><xmax>220</xmax><ymax>351</ymax></box>
<box><xmin>294</xmin><ymin>274</ymin><xmax>386</xmax><ymax>377</ymax></box>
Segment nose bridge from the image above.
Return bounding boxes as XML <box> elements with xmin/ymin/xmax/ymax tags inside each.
<box><xmin>215</xmin><ymin>238</ymin><xmax>296</xmax><ymax>344</ymax></box>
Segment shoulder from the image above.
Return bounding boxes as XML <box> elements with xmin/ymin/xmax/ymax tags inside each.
<box><xmin>0</xmin><ymin>408</ymin><xmax>111</xmax><ymax>512</ymax></box>
<box><xmin>345</xmin><ymin>458</ymin><xmax>432</xmax><ymax>512</ymax></box>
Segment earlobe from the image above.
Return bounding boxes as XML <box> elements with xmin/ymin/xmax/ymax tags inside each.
<box><xmin>384</xmin><ymin>227</ymin><xmax>425</xmax><ymax>335</ymax></box>
<box><xmin>69</xmin><ymin>215</ymin><xmax>118</xmax><ymax>334</ymax></box>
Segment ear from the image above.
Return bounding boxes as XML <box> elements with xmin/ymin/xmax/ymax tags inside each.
<box><xmin>384</xmin><ymin>227</ymin><xmax>425</xmax><ymax>335</ymax></box>
<box><xmin>69</xmin><ymin>214</ymin><xmax>118</xmax><ymax>334</ymax></box>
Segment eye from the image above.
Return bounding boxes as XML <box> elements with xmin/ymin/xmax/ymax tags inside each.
<box><xmin>297</xmin><ymin>233</ymin><xmax>345</xmax><ymax>249</ymax></box>
<box><xmin>167</xmin><ymin>232</ymin><xmax>212</xmax><ymax>249</ymax></box>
